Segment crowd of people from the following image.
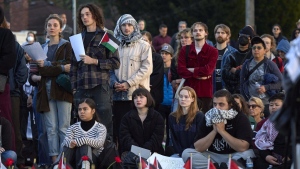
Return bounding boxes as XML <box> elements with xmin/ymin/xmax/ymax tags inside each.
<box><xmin>0</xmin><ymin>2</ymin><xmax>297</xmax><ymax>169</ymax></box>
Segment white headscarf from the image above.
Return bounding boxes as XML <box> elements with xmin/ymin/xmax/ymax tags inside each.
<box><xmin>114</xmin><ymin>14</ymin><xmax>142</xmax><ymax>44</ymax></box>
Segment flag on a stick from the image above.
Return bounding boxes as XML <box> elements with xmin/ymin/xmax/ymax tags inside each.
<box><xmin>98</xmin><ymin>32</ymin><xmax>120</xmax><ymax>53</ymax></box>
<box><xmin>228</xmin><ymin>154</ymin><xmax>239</xmax><ymax>169</ymax></box>
<box><xmin>207</xmin><ymin>155</ymin><xmax>216</xmax><ymax>169</ymax></box>
<box><xmin>183</xmin><ymin>153</ymin><xmax>192</xmax><ymax>169</ymax></box>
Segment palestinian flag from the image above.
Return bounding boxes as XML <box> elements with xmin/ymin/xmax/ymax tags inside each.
<box><xmin>99</xmin><ymin>32</ymin><xmax>120</xmax><ymax>53</ymax></box>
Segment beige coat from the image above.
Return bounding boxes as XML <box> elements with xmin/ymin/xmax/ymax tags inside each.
<box><xmin>114</xmin><ymin>39</ymin><xmax>153</xmax><ymax>100</ymax></box>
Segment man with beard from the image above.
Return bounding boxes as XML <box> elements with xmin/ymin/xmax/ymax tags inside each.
<box><xmin>222</xmin><ymin>26</ymin><xmax>255</xmax><ymax>94</ymax></box>
<box><xmin>213</xmin><ymin>24</ymin><xmax>237</xmax><ymax>92</ymax></box>
<box><xmin>177</xmin><ymin>22</ymin><xmax>218</xmax><ymax>113</ymax></box>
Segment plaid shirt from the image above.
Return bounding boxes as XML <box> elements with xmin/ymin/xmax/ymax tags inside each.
<box><xmin>70</xmin><ymin>28</ymin><xmax>120</xmax><ymax>89</ymax></box>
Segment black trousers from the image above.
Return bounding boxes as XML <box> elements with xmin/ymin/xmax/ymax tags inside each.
<box><xmin>58</xmin><ymin>145</ymin><xmax>97</xmax><ymax>169</ymax></box>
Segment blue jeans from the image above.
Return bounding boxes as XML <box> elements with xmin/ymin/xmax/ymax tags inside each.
<box><xmin>1</xmin><ymin>150</ymin><xmax>17</xmax><ymax>165</ymax></box>
<box><xmin>33</xmin><ymin>87</ymin><xmax>52</xmax><ymax>165</ymax></box>
<box><xmin>41</xmin><ymin>99</ymin><xmax>71</xmax><ymax>156</ymax></box>
<box><xmin>74</xmin><ymin>84</ymin><xmax>112</xmax><ymax>137</ymax></box>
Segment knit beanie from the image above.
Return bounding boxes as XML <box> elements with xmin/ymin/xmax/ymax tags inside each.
<box><xmin>276</xmin><ymin>39</ymin><xmax>290</xmax><ymax>54</ymax></box>
<box><xmin>239</xmin><ymin>25</ymin><xmax>255</xmax><ymax>39</ymax></box>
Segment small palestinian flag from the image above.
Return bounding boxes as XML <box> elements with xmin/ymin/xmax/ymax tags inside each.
<box><xmin>99</xmin><ymin>32</ymin><xmax>120</xmax><ymax>53</ymax></box>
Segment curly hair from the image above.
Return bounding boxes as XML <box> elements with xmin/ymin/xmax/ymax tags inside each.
<box><xmin>77</xmin><ymin>3</ymin><xmax>104</xmax><ymax>31</ymax></box>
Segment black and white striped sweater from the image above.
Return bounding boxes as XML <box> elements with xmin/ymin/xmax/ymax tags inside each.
<box><xmin>62</xmin><ymin>121</ymin><xmax>107</xmax><ymax>155</ymax></box>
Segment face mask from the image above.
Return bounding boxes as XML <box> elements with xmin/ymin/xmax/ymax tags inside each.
<box><xmin>238</xmin><ymin>35</ymin><xmax>249</xmax><ymax>46</ymax></box>
<box><xmin>27</xmin><ymin>36</ymin><xmax>34</xmax><ymax>42</ymax></box>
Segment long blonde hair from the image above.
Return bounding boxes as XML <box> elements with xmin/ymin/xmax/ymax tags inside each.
<box><xmin>174</xmin><ymin>28</ymin><xmax>192</xmax><ymax>66</ymax></box>
<box><xmin>171</xmin><ymin>86</ymin><xmax>199</xmax><ymax>130</ymax></box>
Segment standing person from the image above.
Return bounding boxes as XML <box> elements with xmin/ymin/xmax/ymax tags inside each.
<box><xmin>170</xmin><ymin>28</ymin><xmax>193</xmax><ymax>112</ymax></box>
<box><xmin>22</xmin><ymin>31</ymin><xmax>37</xmax><ymax>46</ymax></box>
<box><xmin>272</xmin><ymin>24</ymin><xmax>287</xmax><ymax>45</ymax></box>
<box><xmin>261</xmin><ymin>34</ymin><xmax>284</xmax><ymax>73</ymax></box>
<box><xmin>159</xmin><ymin>44</ymin><xmax>174</xmax><ymax>146</ymax></box>
<box><xmin>60</xmin><ymin>13</ymin><xmax>73</xmax><ymax>40</ymax></box>
<box><xmin>141</xmin><ymin>31</ymin><xmax>164</xmax><ymax>111</ymax></box>
<box><xmin>290</xmin><ymin>28</ymin><xmax>300</xmax><ymax>41</ymax></box>
<box><xmin>119</xmin><ymin>88</ymin><xmax>164</xmax><ymax>155</ymax></box>
<box><xmin>35</xmin><ymin>14</ymin><xmax>73</xmax><ymax>163</ymax></box>
<box><xmin>9</xmin><ymin>36</ymin><xmax>28</xmax><ymax>168</ymax></box>
<box><xmin>168</xmin><ymin>87</ymin><xmax>204</xmax><ymax>157</ymax></box>
<box><xmin>57</xmin><ymin>98</ymin><xmax>107</xmax><ymax>168</ymax></box>
<box><xmin>240</xmin><ymin>37</ymin><xmax>282</xmax><ymax>118</ymax></box>
<box><xmin>170</xmin><ymin>21</ymin><xmax>187</xmax><ymax>53</ymax></box>
<box><xmin>111</xmin><ymin>14</ymin><xmax>152</xmax><ymax>147</ymax></box>
<box><xmin>0</xmin><ymin>6</ymin><xmax>16</xmax><ymax>124</ymax></box>
<box><xmin>177</xmin><ymin>22</ymin><xmax>218</xmax><ymax>113</ymax></box>
<box><xmin>138</xmin><ymin>19</ymin><xmax>146</xmax><ymax>32</ymax></box>
<box><xmin>213</xmin><ymin>24</ymin><xmax>237</xmax><ymax>92</ymax></box>
<box><xmin>182</xmin><ymin>90</ymin><xmax>254</xmax><ymax>168</ymax></box>
<box><xmin>71</xmin><ymin>3</ymin><xmax>120</xmax><ymax>139</ymax></box>
<box><xmin>276</xmin><ymin>39</ymin><xmax>290</xmax><ymax>66</ymax></box>
<box><xmin>222</xmin><ymin>26</ymin><xmax>254</xmax><ymax>94</ymax></box>
<box><xmin>152</xmin><ymin>24</ymin><xmax>172</xmax><ymax>52</ymax></box>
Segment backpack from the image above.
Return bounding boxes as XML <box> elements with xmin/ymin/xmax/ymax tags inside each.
<box><xmin>98</xmin><ymin>139</ymin><xmax>123</xmax><ymax>169</ymax></box>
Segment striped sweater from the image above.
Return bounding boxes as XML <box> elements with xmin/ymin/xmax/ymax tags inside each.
<box><xmin>62</xmin><ymin>121</ymin><xmax>107</xmax><ymax>155</ymax></box>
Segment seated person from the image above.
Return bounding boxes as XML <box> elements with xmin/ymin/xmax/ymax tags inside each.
<box><xmin>55</xmin><ymin>98</ymin><xmax>107</xmax><ymax>168</ymax></box>
<box><xmin>255</xmin><ymin>93</ymin><xmax>284</xmax><ymax>131</ymax></box>
<box><xmin>233</xmin><ymin>94</ymin><xmax>256</xmax><ymax>130</ymax></box>
<box><xmin>0</xmin><ymin>116</ymin><xmax>17</xmax><ymax>167</ymax></box>
<box><xmin>168</xmin><ymin>87</ymin><xmax>205</xmax><ymax>157</ymax></box>
<box><xmin>119</xmin><ymin>88</ymin><xmax>164</xmax><ymax>155</ymax></box>
<box><xmin>254</xmin><ymin>93</ymin><xmax>291</xmax><ymax>168</ymax></box>
<box><xmin>182</xmin><ymin>90</ymin><xmax>254</xmax><ymax>169</ymax></box>
<box><xmin>248</xmin><ymin>97</ymin><xmax>265</xmax><ymax>124</ymax></box>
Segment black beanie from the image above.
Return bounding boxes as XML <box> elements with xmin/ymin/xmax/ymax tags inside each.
<box><xmin>239</xmin><ymin>26</ymin><xmax>255</xmax><ymax>39</ymax></box>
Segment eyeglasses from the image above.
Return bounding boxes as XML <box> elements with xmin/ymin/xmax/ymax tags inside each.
<box><xmin>248</xmin><ymin>104</ymin><xmax>260</xmax><ymax>109</ymax></box>
<box><xmin>273</xmin><ymin>28</ymin><xmax>279</xmax><ymax>30</ymax></box>
<box><xmin>252</xmin><ymin>46</ymin><xmax>263</xmax><ymax>50</ymax></box>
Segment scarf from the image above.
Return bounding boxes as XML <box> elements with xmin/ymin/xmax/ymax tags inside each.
<box><xmin>254</xmin><ymin>119</ymin><xmax>279</xmax><ymax>150</ymax></box>
<box><xmin>114</xmin><ymin>14</ymin><xmax>142</xmax><ymax>44</ymax></box>
<box><xmin>205</xmin><ymin>108</ymin><xmax>238</xmax><ymax>126</ymax></box>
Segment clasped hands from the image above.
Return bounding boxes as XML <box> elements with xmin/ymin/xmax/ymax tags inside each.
<box><xmin>212</xmin><ymin>122</ymin><xmax>226</xmax><ymax>134</ymax></box>
<box><xmin>114</xmin><ymin>82</ymin><xmax>130</xmax><ymax>92</ymax></box>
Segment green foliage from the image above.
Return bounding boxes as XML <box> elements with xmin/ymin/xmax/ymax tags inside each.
<box><xmin>51</xmin><ymin>0</ymin><xmax>300</xmax><ymax>42</ymax></box>
<box><xmin>255</xmin><ymin>0</ymin><xmax>300</xmax><ymax>41</ymax></box>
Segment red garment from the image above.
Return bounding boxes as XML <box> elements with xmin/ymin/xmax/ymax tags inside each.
<box><xmin>177</xmin><ymin>43</ymin><xmax>218</xmax><ymax>98</ymax></box>
<box><xmin>152</xmin><ymin>35</ymin><xmax>172</xmax><ymax>52</ymax></box>
<box><xmin>272</xmin><ymin>56</ymin><xmax>284</xmax><ymax>73</ymax></box>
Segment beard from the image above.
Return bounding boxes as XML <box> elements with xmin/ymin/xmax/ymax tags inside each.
<box><xmin>216</xmin><ymin>37</ymin><xmax>226</xmax><ymax>44</ymax></box>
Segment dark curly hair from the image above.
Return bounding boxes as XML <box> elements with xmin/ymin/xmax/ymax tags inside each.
<box><xmin>77</xmin><ymin>3</ymin><xmax>104</xmax><ymax>31</ymax></box>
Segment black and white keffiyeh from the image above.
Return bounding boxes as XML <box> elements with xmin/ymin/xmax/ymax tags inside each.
<box><xmin>113</xmin><ymin>14</ymin><xmax>142</xmax><ymax>44</ymax></box>
<box><xmin>205</xmin><ymin>108</ymin><xmax>238</xmax><ymax>126</ymax></box>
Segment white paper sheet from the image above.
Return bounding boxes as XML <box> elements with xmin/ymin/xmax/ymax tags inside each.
<box><xmin>147</xmin><ymin>152</ymin><xmax>184</xmax><ymax>169</ymax></box>
<box><xmin>22</xmin><ymin>42</ymin><xmax>47</xmax><ymax>61</ymax></box>
<box><xmin>131</xmin><ymin>145</ymin><xmax>151</xmax><ymax>159</ymax></box>
<box><xmin>69</xmin><ymin>33</ymin><xmax>85</xmax><ymax>61</ymax></box>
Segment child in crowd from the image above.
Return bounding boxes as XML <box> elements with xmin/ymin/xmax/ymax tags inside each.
<box><xmin>168</xmin><ymin>86</ymin><xmax>204</xmax><ymax>157</ymax></box>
